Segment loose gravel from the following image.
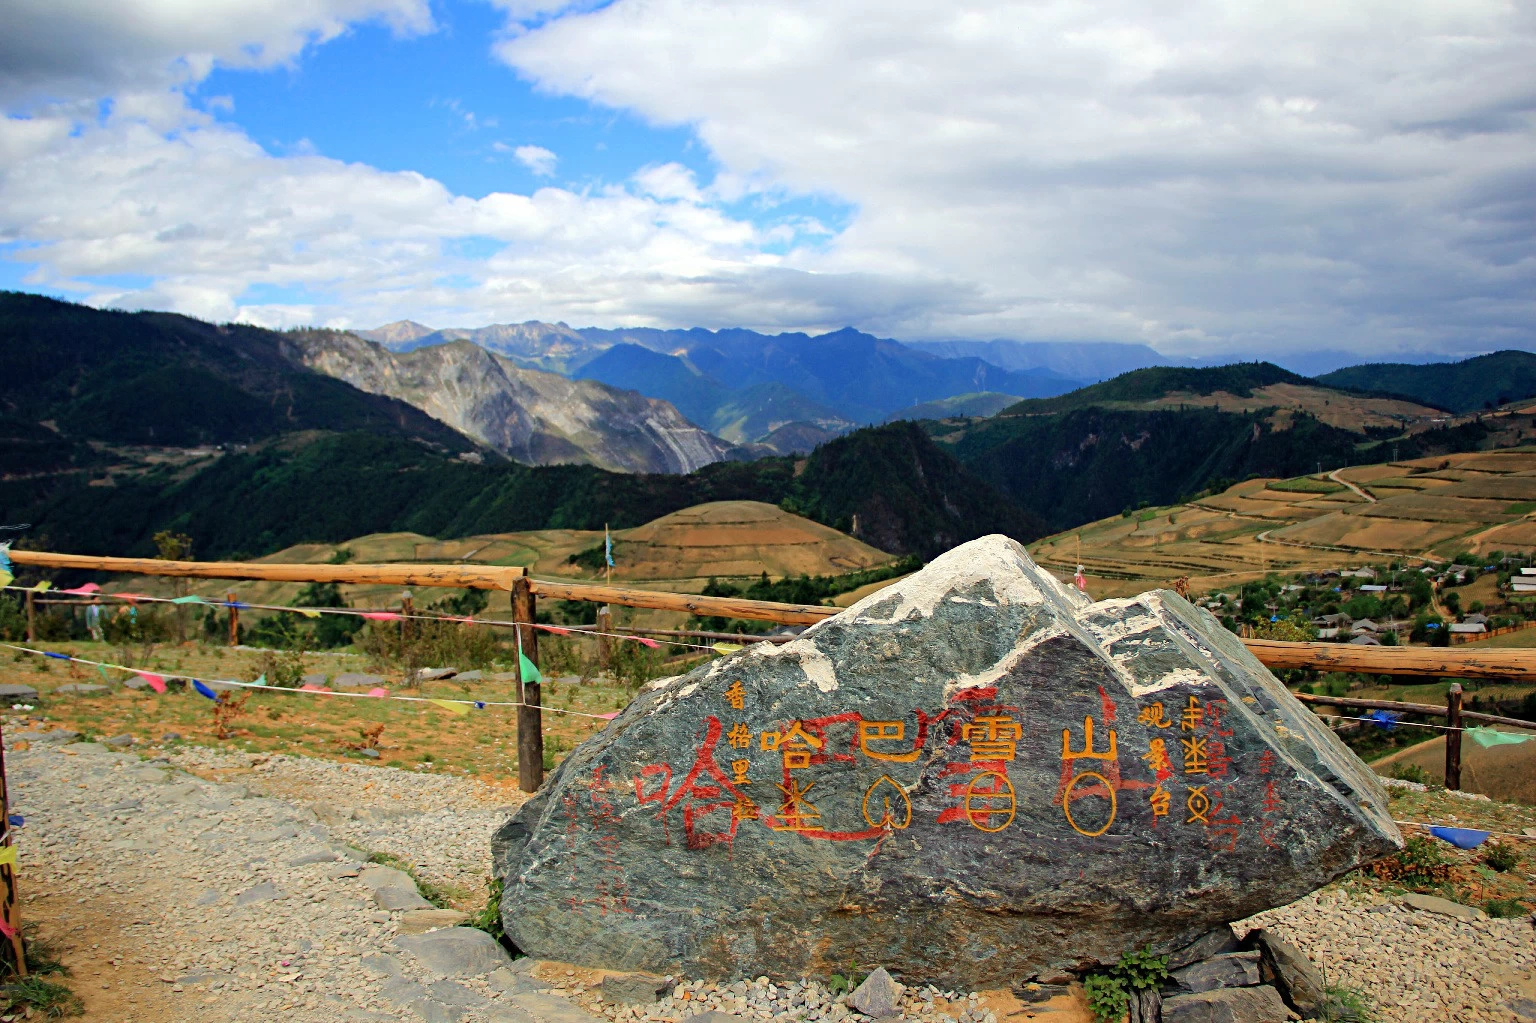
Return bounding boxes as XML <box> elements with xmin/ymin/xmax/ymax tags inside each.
<box><xmin>7</xmin><ymin>738</ymin><xmax>1536</xmax><ymax>1023</ymax></box>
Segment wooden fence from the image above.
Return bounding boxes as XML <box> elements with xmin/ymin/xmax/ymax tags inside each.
<box><xmin>9</xmin><ymin>549</ymin><xmax>1536</xmax><ymax>795</ymax></box>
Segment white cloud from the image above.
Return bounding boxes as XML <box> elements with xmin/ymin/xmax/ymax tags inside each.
<box><xmin>491</xmin><ymin>0</ymin><xmax>1536</xmax><ymax>356</ymax></box>
<box><xmin>0</xmin><ymin>0</ymin><xmax>434</xmax><ymax>106</ymax></box>
<box><xmin>513</xmin><ymin>144</ymin><xmax>558</xmax><ymax>177</ymax></box>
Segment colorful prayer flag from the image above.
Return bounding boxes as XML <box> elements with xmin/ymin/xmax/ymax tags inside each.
<box><xmin>1428</xmin><ymin>826</ymin><xmax>1489</xmax><ymax>849</ymax></box>
<box><xmin>517</xmin><ymin>632</ymin><xmax>543</xmax><ymax>684</ymax></box>
<box><xmin>298</xmin><ymin>609</ymin><xmax>321</xmax><ymax>619</ymax></box>
<box><xmin>170</xmin><ymin>595</ymin><xmax>205</xmax><ymax>605</ymax></box>
<box><xmin>0</xmin><ymin>847</ymin><xmax>15</xmax><ymax>867</ymax></box>
<box><xmin>428</xmin><ymin>699</ymin><xmax>471</xmax><ymax>716</ymax></box>
<box><xmin>1467</xmin><ymin>726</ymin><xmax>1533</xmax><ymax>748</ymax></box>
<box><xmin>605</xmin><ymin>526</ymin><xmax>614</xmax><ymax>568</ymax></box>
<box><xmin>31</xmin><ymin>580</ymin><xmax>50</xmax><ymax>593</ymax></box>
<box><xmin>635</xmin><ymin>637</ymin><xmax>660</xmax><ymax>649</ymax></box>
<box><xmin>1074</xmin><ymin>565</ymin><xmax>1087</xmax><ymax>591</ymax></box>
<box><xmin>366</xmin><ymin>687</ymin><xmax>389</xmax><ymax>697</ymax></box>
<box><xmin>713</xmin><ymin>642</ymin><xmax>743</xmax><ymax>654</ymax></box>
<box><xmin>0</xmin><ymin>572</ymin><xmax>10</xmax><ymax>589</ymax></box>
<box><xmin>193</xmin><ymin>680</ymin><xmax>218</xmax><ymax>701</ymax></box>
<box><xmin>137</xmin><ymin>671</ymin><xmax>167</xmax><ymax>694</ymax></box>
<box><xmin>361</xmin><ymin>611</ymin><xmax>400</xmax><ymax>621</ymax></box>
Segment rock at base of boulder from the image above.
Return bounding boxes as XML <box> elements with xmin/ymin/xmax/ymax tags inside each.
<box><xmin>599</xmin><ymin>973</ymin><xmax>671</xmax><ymax>1005</ymax></box>
<box><xmin>417</xmin><ymin>667</ymin><xmax>459</xmax><ymax>681</ymax></box>
<box><xmin>1162</xmin><ymin>985</ymin><xmax>1290</xmax><ymax>1023</ymax></box>
<box><xmin>1169</xmin><ymin>928</ymin><xmax>1242</xmax><ymax>970</ymax></box>
<box><xmin>376</xmin><ymin>887</ymin><xmax>434</xmax><ymax>912</ymax></box>
<box><xmin>15</xmin><ymin>729</ymin><xmax>81</xmax><ymax>744</ymax></box>
<box><xmin>395</xmin><ymin>928</ymin><xmax>512</xmax><ymax>977</ymax></box>
<box><xmin>1401</xmin><ymin>892</ymin><xmax>1485</xmax><ymax>920</ymax></box>
<box><xmin>1243</xmin><ymin>929</ymin><xmax>1324</xmax><ymax>1018</ymax></box>
<box><xmin>0</xmin><ymin>684</ymin><xmax>40</xmax><ymax>702</ymax></box>
<box><xmin>399</xmin><ymin>909</ymin><xmax>470</xmax><ymax>935</ymax></box>
<box><xmin>850</xmin><ymin>968</ymin><xmax>904</xmax><ymax>1017</ymax></box>
<box><xmin>1168</xmin><ymin>952</ymin><xmax>1260</xmax><ymax>994</ymax></box>
<box><xmin>102</xmin><ymin>734</ymin><xmax>134</xmax><ymax>747</ymax></box>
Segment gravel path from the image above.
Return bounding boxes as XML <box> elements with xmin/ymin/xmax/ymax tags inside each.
<box><xmin>7</xmin><ymin>738</ymin><xmax>1536</xmax><ymax>1023</ymax></box>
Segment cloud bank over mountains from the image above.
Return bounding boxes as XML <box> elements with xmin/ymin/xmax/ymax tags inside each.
<box><xmin>1</xmin><ymin>0</ymin><xmax>1532</xmax><ymax>360</ymax></box>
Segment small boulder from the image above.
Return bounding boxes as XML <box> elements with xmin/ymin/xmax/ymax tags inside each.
<box><xmin>1161</xmin><ymin>985</ymin><xmax>1290</xmax><ymax>1023</ymax></box>
<box><xmin>288</xmin><ymin>849</ymin><xmax>338</xmax><ymax>866</ymax></box>
<box><xmin>53</xmin><ymin>684</ymin><xmax>107</xmax><ymax>696</ymax></box>
<box><xmin>0</xmin><ymin>684</ymin><xmax>39</xmax><ymax>703</ymax></box>
<box><xmin>1243</xmin><ymin>930</ymin><xmax>1325</xmax><ymax>1018</ymax></box>
<box><xmin>399</xmin><ymin>909</ymin><xmax>469</xmax><ymax>934</ymax></box>
<box><xmin>102</xmin><ymin>734</ymin><xmax>134</xmax><ymax>748</ymax></box>
<box><xmin>417</xmin><ymin>667</ymin><xmax>459</xmax><ymax>682</ymax></box>
<box><xmin>599</xmin><ymin>972</ymin><xmax>671</xmax><ymax>1005</ymax></box>
<box><xmin>394</xmin><ymin>928</ymin><xmax>512</xmax><ymax>977</ymax></box>
<box><xmin>455</xmin><ymin>670</ymin><xmax>484</xmax><ymax>683</ymax></box>
<box><xmin>235</xmin><ymin>882</ymin><xmax>281</xmax><ymax>906</ymax></box>
<box><xmin>16</xmin><ymin>729</ymin><xmax>80</xmax><ymax>744</ymax></box>
<box><xmin>1167</xmin><ymin>952</ymin><xmax>1260</xmax><ymax>994</ymax></box>
<box><xmin>849</xmin><ymin>968</ymin><xmax>904</xmax><ymax>1018</ymax></box>
<box><xmin>1168</xmin><ymin>927</ymin><xmax>1242</xmax><ymax>970</ymax></box>
<box><xmin>1401</xmin><ymin>892</ymin><xmax>1484</xmax><ymax>920</ymax></box>
<box><xmin>333</xmin><ymin>673</ymin><xmax>387</xmax><ymax>690</ymax></box>
<box><xmin>376</xmin><ymin>887</ymin><xmax>434</xmax><ymax>912</ymax></box>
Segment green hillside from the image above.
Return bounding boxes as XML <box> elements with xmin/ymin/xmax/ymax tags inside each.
<box><xmin>1003</xmin><ymin>362</ymin><xmax>1308</xmax><ymax>414</ymax></box>
<box><xmin>5</xmin><ymin>424</ymin><xmax>1038</xmax><ymax>562</ymax></box>
<box><xmin>0</xmin><ymin>291</ymin><xmax>474</xmax><ymax>452</ymax></box>
<box><xmin>1318</xmin><ymin>351</ymin><xmax>1536</xmax><ymax>413</ymax></box>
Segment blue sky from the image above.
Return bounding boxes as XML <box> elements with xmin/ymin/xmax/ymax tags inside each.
<box><xmin>0</xmin><ymin>0</ymin><xmax>1532</xmax><ymax>361</ymax></box>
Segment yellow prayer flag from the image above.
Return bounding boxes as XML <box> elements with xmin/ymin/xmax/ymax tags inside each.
<box><xmin>31</xmin><ymin>581</ymin><xmax>50</xmax><ymax>593</ymax></box>
<box><xmin>0</xmin><ymin>846</ymin><xmax>16</xmax><ymax>867</ymax></box>
<box><xmin>713</xmin><ymin>642</ymin><xmax>743</xmax><ymax>654</ymax></box>
<box><xmin>299</xmin><ymin>609</ymin><xmax>321</xmax><ymax>619</ymax></box>
<box><xmin>0</xmin><ymin>571</ymin><xmax>11</xmax><ymax>588</ymax></box>
<box><xmin>428</xmin><ymin>699</ymin><xmax>471</xmax><ymax>716</ymax></box>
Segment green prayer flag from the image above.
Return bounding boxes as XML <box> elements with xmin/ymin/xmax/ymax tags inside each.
<box><xmin>254</xmin><ymin>673</ymin><xmax>267</xmax><ymax>686</ymax></box>
<box><xmin>1467</xmin><ymin>726</ymin><xmax>1534</xmax><ymax>748</ymax></box>
<box><xmin>170</xmin><ymin>595</ymin><xmax>205</xmax><ymax>605</ymax></box>
<box><xmin>519</xmin><ymin>650</ymin><xmax>543</xmax><ymax>685</ymax></box>
<box><xmin>96</xmin><ymin>664</ymin><xmax>109</xmax><ymax>681</ymax></box>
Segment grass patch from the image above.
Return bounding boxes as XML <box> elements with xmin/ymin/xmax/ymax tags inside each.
<box><xmin>469</xmin><ymin>877</ymin><xmax>505</xmax><ymax>941</ymax></box>
<box><xmin>1318</xmin><ymin>984</ymin><xmax>1377</xmax><ymax>1022</ymax></box>
<box><xmin>1</xmin><ymin>976</ymin><xmax>84</xmax><ymax>1018</ymax></box>
<box><xmin>366</xmin><ymin>851</ymin><xmax>463</xmax><ymax>909</ymax></box>
<box><xmin>1267</xmin><ymin>477</ymin><xmax>1347</xmax><ymax>494</ymax></box>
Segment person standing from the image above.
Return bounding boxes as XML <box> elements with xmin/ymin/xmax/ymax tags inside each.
<box><xmin>85</xmin><ymin>598</ymin><xmax>103</xmax><ymax>641</ymax></box>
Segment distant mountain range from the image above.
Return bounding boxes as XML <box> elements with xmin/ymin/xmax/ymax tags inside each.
<box><xmin>356</xmin><ymin>320</ymin><xmax>1090</xmax><ymax>447</ymax></box>
<box><xmin>1317</xmin><ymin>351</ymin><xmax>1536</xmax><ymax>414</ymax></box>
<box><xmin>287</xmin><ymin>331</ymin><xmax>733</xmax><ymax>473</ymax></box>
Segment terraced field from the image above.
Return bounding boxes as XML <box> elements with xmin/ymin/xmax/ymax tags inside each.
<box><xmin>119</xmin><ymin>501</ymin><xmax>900</xmax><ymax>619</ymax></box>
<box><xmin>1030</xmin><ymin>449</ymin><xmax>1536</xmax><ymax>597</ymax></box>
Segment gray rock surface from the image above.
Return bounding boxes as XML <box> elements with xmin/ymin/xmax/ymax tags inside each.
<box><xmin>399</xmin><ymin>909</ymin><xmax>469</xmax><ymax>934</ymax></box>
<box><xmin>1402</xmin><ymin>892</ymin><xmax>1484</xmax><ymax>919</ymax></box>
<box><xmin>1245</xmin><ymin>929</ymin><xmax>1325</xmax><ymax>1017</ymax></box>
<box><xmin>0</xmin><ymin>683</ymin><xmax>39</xmax><ymax>702</ymax></box>
<box><xmin>493</xmin><ymin>536</ymin><xmax>1400</xmax><ymax>986</ymax></box>
<box><xmin>599</xmin><ymin>972</ymin><xmax>671</xmax><ymax>1005</ymax></box>
<box><xmin>418</xmin><ymin>667</ymin><xmax>459</xmax><ymax>681</ymax></box>
<box><xmin>102</xmin><ymin>733</ymin><xmax>134</xmax><ymax>747</ymax></box>
<box><xmin>1162</xmin><ymin>985</ymin><xmax>1290</xmax><ymax>1023</ymax></box>
<box><xmin>334</xmin><ymin>673</ymin><xmax>387</xmax><ymax>689</ymax></box>
<box><xmin>394</xmin><ymin>928</ymin><xmax>512</xmax><ymax>977</ymax></box>
<box><xmin>53</xmin><ymin>684</ymin><xmax>107</xmax><ymax>696</ymax></box>
<box><xmin>1169</xmin><ymin>927</ymin><xmax>1242</xmax><ymax>970</ymax></box>
<box><xmin>15</xmin><ymin>729</ymin><xmax>80</xmax><ymax>743</ymax></box>
<box><xmin>1168</xmin><ymin>951</ymin><xmax>1260</xmax><ymax>994</ymax></box>
<box><xmin>850</xmin><ymin>969</ymin><xmax>904</xmax><ymax>1017</ymax></box>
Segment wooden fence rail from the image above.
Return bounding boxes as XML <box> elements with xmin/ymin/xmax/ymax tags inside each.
<box><xmin>11</xmin><ymin>549</ymin><xmax>1536</xmax><ymax>793</ymax></box>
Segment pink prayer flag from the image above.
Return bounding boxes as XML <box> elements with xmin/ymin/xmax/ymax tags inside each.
<box><xmin>0</xmin><ymin>917</ymin><xmax>15</xmax><ymax>939</ymax></box>
<box><xmin>361</xmin><ymin>611</ymin><xmax>401</xmax><ymax>621</ymax></box>
<box><xmin>635</xmin><ymin>637</ymin><xmax>660</xmax><ymax>648</ymax></box>
<box><xmin>538</xmin><ymin>624</ymin><xmax>571</xmax><ymax>636</ymax></box>
<box><xmin>299</xmin><ymin>684</ymin><xmax>329</xmax><ymax>692</ymax></box>
<box><xmin>597</xmin><ymin>711</ymin><xmax>620</xmax><ymax>720</ymax></box>
<box><xmin>138</xmin><ymin>672</ymin><xmax>167</xmax><ymax>694</ymax></box>
<box><xmin>366</xmin><ymin>687</ymin><xmax>389</xmax><ymax>697</ymax></box>
<box><xmin>60</xmin><ymin>583</ymin><xmax>102</xmax><ymax>595</ymax></box>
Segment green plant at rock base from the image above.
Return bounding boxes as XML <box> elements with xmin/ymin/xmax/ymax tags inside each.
<box><xmin>1</xmin><ymin>976</ymin><xmax>84</xmax><ymax>1018</ymax></box>
<box><xmin>825</xmin><ymin>961</ymin><xmax>865</xmax><ymax>997</ymax></box>
<box><xmin>1484</xmin><ymin>841</ymin><xmax>1522</xmax><ymax>873</ymax></box>
<box><xmin>1084</xmin><ymin>945</ymin><xmax>1169</xmax><ymax>1023</ymax></box>
<box><xmin>470</xmin><ymin>877</ymin><xmax>505</xmax><ymax>941</ymax></box>
<box><xmin>1484</xmin><ymin>898</ymin><xmax>1528</xmax><ymax>918</ymax></box>
<box><xmin>1318</xmin><ymin>984</ymin><xmax>1377</xmax><ymax>1022</ymax></box>
<box><xmin>1389</xmin><ymin>762</ymin><xmax>1431</xmax><ymax>786</ymax></box>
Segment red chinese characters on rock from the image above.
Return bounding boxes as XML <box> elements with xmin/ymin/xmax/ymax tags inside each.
<box><xmin>563</xmin><ymin>766</ymin><xmax>634</xmax><ymax>914</ymax></box>
<box><xmin>936</xmin><ymin>688</ymin><xmax>1020</xmax><ymax>834</ymax></box>
<box><xmin>634</xmin><ymin>717</ymin><xmax>750</xmax><ymax>850</ymax></box>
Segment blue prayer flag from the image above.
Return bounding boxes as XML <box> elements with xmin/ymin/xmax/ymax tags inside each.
<box><xmin>43</xmin><ymin>651</ymin><xmax>70</xmax><ymax>660</ymax></box>
<box><xmin>1429</xmin><ymin>826</ymin><xmax>1489</xmax><ymax>849</ymax></box>
<box><xmin>193</xmin><ymin>680</ymin><xmax>218</xmax><ymax>701</ymax></box>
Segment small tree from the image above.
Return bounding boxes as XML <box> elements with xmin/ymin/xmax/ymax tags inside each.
<box><xmin>153</xmin><ymin>531</ymin><xmax>195</xmax><ymax>642</ymax></box>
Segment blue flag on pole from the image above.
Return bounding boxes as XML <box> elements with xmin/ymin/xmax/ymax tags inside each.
<box><xmin>604</xmin><ymin>527</ymin><xmax>614</xmax><ymax>568</ymax></box>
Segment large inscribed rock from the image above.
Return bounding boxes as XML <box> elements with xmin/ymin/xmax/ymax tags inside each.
<box><xmin>493</xmin><ymin>537</ymin><xmax>1399</xmax><ymax>987</ymax></box>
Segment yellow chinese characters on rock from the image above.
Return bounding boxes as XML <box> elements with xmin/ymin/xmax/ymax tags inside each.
<box><xmin>1060</xmin><ymin>715</ymin><xmax>1118</xmax><ymax>838</ymax></box>
<box><xmin>761</xmin><ymin>721</ymin><xmax>824</xmax><ymax>770</ymax></box>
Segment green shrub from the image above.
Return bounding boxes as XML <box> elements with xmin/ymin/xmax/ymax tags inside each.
<box><xmin>1485</xmin><ymin>842</ymin><xmax>1522</xmax><ymax>873</ymax></box>
<box><xmin>1</xmin><ymin>976</ymin><xmax>83</xmax><ymax>1018</ymax></box>
<box><xmin>1318</xmin><ymin>984</ymin><xmax>1376</xmax><ymax>1022</ymax></box>
<box><xmin>1389</xmin><ymin>762</ymin><xmax>1431</xmax><ymax>786</ymax></box>
<box><xmin>1085</xmin><ymin>945</ymin><xmax>1169</xmax><ymax>1023</ymax></box>
<box><xmin>470</xmin><ymin>877</ymin><xmax>505</xmax><ymax>941</ymax></box>
<box><xmin>1484</xmin><ymin>898</ymin><xmax>1527</xmax><ymax>918</ymax></box>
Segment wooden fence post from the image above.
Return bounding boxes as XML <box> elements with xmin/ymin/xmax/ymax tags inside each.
<box><xmin>1445</xmin><ymin>683</ymin><xmax>1464</xmax><ymax>791</ymax></box>
<box><xmin>0</xmin><ymin>717</ymin><xmax>26</xmax><ymax>978</ymax></box>
<box><xmin>513</xmin><ymin>569</ymin><xmax>543</xmax><ymax>793</ymax></box>
<box><xmin>401</xmin><ymin>590</ymin><xmax>414</xmax><ymax>642</ymax></box>
<box><xmin>596</xmin><ymin>605</ymin><xmax>612</xmax><ymax>669</ymax></box>
<box><xmin>226</xmin><ymin>592</ymin><xmax>239</xmax><ymax>647</ymax></box>
<box><xmin>23</xmin><ymin>592</ymin><xmax>33</xmax><ymax>644</ymax></box>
